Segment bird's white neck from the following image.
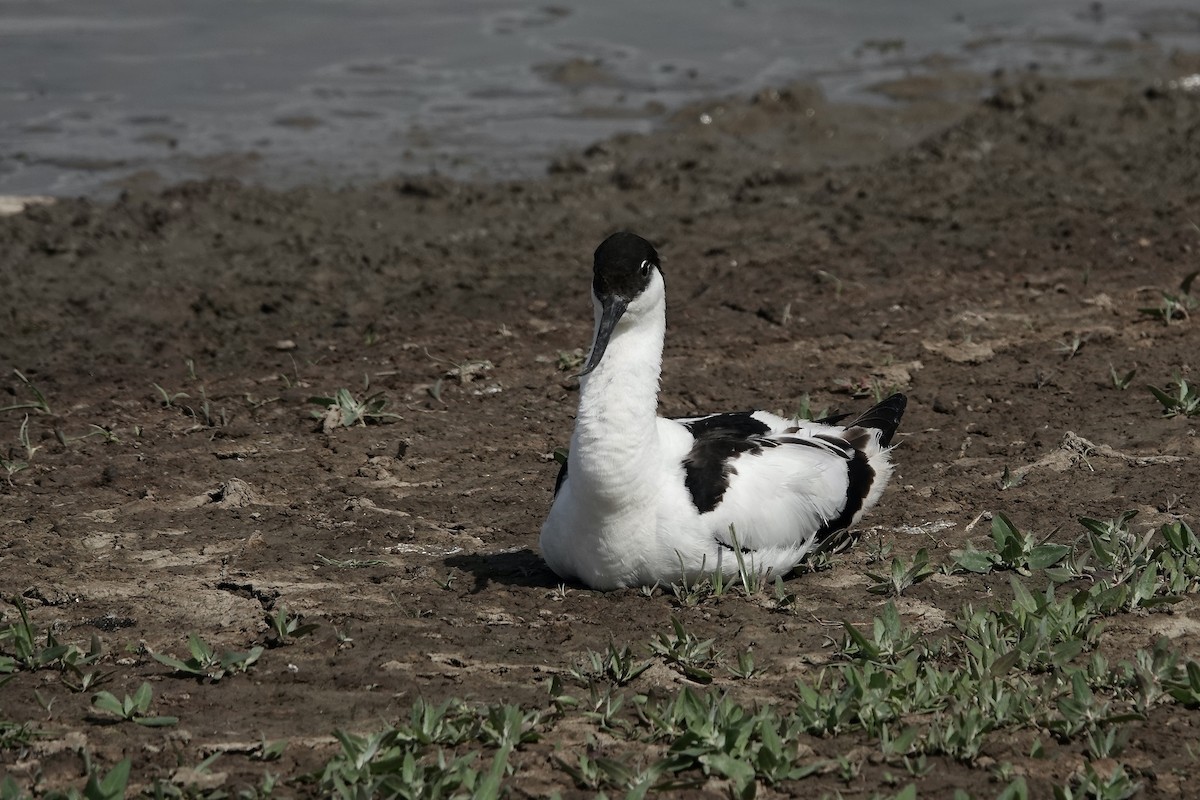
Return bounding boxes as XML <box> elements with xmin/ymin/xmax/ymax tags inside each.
<box><xmin>569</xmin><ymin>293</ymin><xmax>665</xmax><ymax>507</ymax></box>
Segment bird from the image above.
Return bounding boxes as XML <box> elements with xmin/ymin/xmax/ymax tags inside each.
<box><xmin>540</xmin><ymin>231</ymin><xmax>907</xmax><ymax>590</ymax></box>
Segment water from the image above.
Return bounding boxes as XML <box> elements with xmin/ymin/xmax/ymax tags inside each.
<box><xmin>2</xmin><ymin>0</ymin><xmax>1199</xmax><ymax>198</ymax></box>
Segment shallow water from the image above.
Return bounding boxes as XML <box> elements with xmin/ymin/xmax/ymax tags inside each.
<box><xmin>2</xmin><ymin>0</ymin><xmax>1199</xmax><ymax>197</ymax></box>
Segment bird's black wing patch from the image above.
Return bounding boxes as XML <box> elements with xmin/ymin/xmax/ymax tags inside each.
<box><xmin>814</xmin><ymin>448</ymin><xmax>875</xmax><ymax>543</ymax></box>
<box><xmin>680</xmin><ymin>413</ymin><xmax>776</xmax><ymax>514</ymax></box>
<box><xmin>679</xmin><ymin>412</ymin><xmax>769</xmax><ymax>438</ymax></box>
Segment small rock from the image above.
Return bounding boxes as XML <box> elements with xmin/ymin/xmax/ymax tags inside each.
<box><xmin>211</xmin><ymin>478</ymin><xmax>257</xmax><ymax>509</ymax></box>
<box><xmin>172</xmin><ymin>767</ymin><xmax>227</xmax><ymax>790</ymax></box>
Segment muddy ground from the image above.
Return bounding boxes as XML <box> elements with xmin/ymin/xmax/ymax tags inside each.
<box><xmin>2</xmin><ymin>49</ymin><xmax>1200</xmax><ymax>798</ymax></box>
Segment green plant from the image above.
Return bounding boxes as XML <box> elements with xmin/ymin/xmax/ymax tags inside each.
<box><xmin>152</xmin><ymin>382</ymin><xmax>190</xmax><ymax>408</ymax></box>
<box><xmin>56</xmin><ymin>424</ymin><xmax>121</xmax><ymax>446</ymax></box>
<box><xmin>478</xmin><ymin>704</ymin><xmax>541</xmax><ymax>750</ymax></box>
<box><xmin>193</xmin><ymin>385</ymin><xmax>228</xmax><ymax>428</ymax></box>
<box><xmin>669</xmin><ymin>554</ymin><xmax>716</xmax><ymax>608</ymax></box>
<box><xmin>866</xmin><ymin>538</ymin><xmax>893</xmax><ymax>565</ymax></box>
<box><xmin>1078</xmin><ymin>511</ymin><xmax>1147</xmax><ymax>574</ymax></box>
<box><xmin>999</xmin><ymin>465</ymin><xmax>1025</xmax><ymax>490</ymax></box>
<box><xmin>650</xmin><ymin>617</ymin><xmax>719</xmax><ymax>684</ymax></box>
<box><xmin>902</xmin><ymin>754</ymin><xmax>932</xmax><ymax>778</ymax></box>
<box><xmin>16</xmin><ymin>415</ymin><xmax>41</xmax><ymax>461</ymax></box>
<box><xmin>835</xmin><ymin>753</ymin><xmax>862</xmax><ymax>781</ymax></box>
<box><xmin>152</xmin><ymin>633</ymin><xmax>263</xmax><ymax>680</ymax></box>
<box><xmin>864</xmin><ymin>548</ymin><xmax>935</xmax><ymax>596</ymax></box>
<box><xmin>770</xmin><ymin>575</ymin><xmax>798</xmax><ymax>611</ymax></box>
<box><xmin>729</xmin><ymin>648</ymin><xmax>759</xmax><ymax>680</ymax></box>
<box><xmin>839</xmin><ymin>602</ymin><xmax>920</xmax><ymax>664</ymax></box>
<box><xmin>1139</xmin><ymin>270</ymin><xmax>1198</xmax><ymax>324</ymax></box>
<box><xmin>1109</xmin><ymin>365</ymin><xmax>1137</xmax><ymax>390</ymax></box>
<box><xmin>309</xmin><ymin>387</ymin><xmax>402</xmax><ymax>428</ymax></box>
<box><xmin>1070</xmin><ymin>512</ymin><xmax>1194</xmax><ymax>614</ymax></box>
<box><xmin>1085</xmin><ymin>723</ymin><xmax>1132</xmax><ymax>759</ymax></box>
<box><xmin>1004</xmin><ymin>578</ymin><xmax>1104</xmax><ymax>664</ymax></box>
<box><xmin>878</xmin><ymin>724</ymin><xmax>920</xmax><ymax>759</ymax></box>
<box><xmin>1156</xmin><ymin>520</ymin><xmax>1200</xmax><ymax>595</ymax></box>
<box><xmin>91</xmin><ymin>682</ymin><xmax>177</xmax><ymax>726</ymax></box>
<box><xmin>0</xmin><ymin>454</ymin><xmax>28</xmax><ymax>485</ymax></box>
<box><xmin>924</xmin><ymin>707</ymin><xmax>989</xmax><ymax>763</ymax></box>
<box><xmin>80</xmin><ymin>756</ymin><xmax>131</xmax><ymax>800</ymax></box>
<box><xmin>0</xmin><ymin>721</ymin><xmax>35</xmax><ymax>750</ymax></box>
<box><xmin>59</xmin><ymin>636</ymin><xmax>109</xmax><ymax>693</ymax></box>
<box><xmin>803</xmin><ymin>535</ymin><xmax>846</xmax><ymax>575</ymax></box>
<box><xmin>726</xmin><ymin>525</ymin><xmax>767</xmax><ymax>595</ymax></box>
<box><xmin>579</xmin><ymin>682</ymin><xmax>629</xmax><ymax>733</ymax></box>
<box><xmin>793</xmin><ymin>393</ymin><xmax>831</xmax><ymax>421</ymax></box>
<box><xmin>313</xmin><ymin>726</ymin><xmax>508</xmax><ymax>800</ymax></box>
<box><xmin>557</xmin><ymin>744</ymin><xmax>667</xmax><ymax>794</ymax></box>
<box><xmin>1054</xmin><ymin>761</ymin><xmax>1141</xmax><ymax>800</ymax></box>
<box><xmin>1148</xmin><ymin>374</ymin><xmax>1200</xmax><ymax>417</ymax></box>
<box><xmin>1055</xmin><ymin>334</ymin><xmax>1085</xmax><ymax>359</ymax></box>
<box><xmin>1046</xmin><ymin>670</ymin><xmax>1140</xmax><ymax>741</ymax></box>
<box><xmin>950</xmin><ymin>513</ymin><xmax>1071</xmax><ymax>576</ymax></box>
<box><xmin>265</xmin><ymin>607</ymin><xmax>319</xmax><ymax>645</ymax></box>
<box><xmin>635</xmin><ymin>686</ymin><xmax>823</xmax><ymax>792</ymax></box>
<box><xmin>252</xmin><ymin>734</ymin><xmax>288</xmax><ymax>763</ymax></box>
<box><xmin>1166</xmin><ymin>660</ymin><xmax>1200</xmax><ymax>707</ymax></box>
<box><xmin>0</xmin><ymin>598</ymin><xmax>70</xmax><ymax>671</ymax></box>
<box><xmin>570</xmin><ymin>643</ymin><xmax>653</xmax><ymax>686</ymax></box>
<box><xmin>1120</xmin><ymin>638</ymin><xmax>1179</xmax><ymax>714</ymax></box>
<box><xmin>0</xmin><ymin>370</ymin><xmax>52</xmax><ymax>415</ymax></box>
<box><xmin>394</xmin><ymin>698</ymin><xmax>475</xmax><ymax>747</ymax></box>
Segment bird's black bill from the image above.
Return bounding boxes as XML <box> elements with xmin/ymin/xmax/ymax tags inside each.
<box><xmin>579</xmin><ymin>295</ymin><xmax>628</xmax><ymax>376</ymax></box>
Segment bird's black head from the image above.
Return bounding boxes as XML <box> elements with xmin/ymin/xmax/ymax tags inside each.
<box><xmin>579</xmin><ymin>231</ymin><xmax>662</xmax><ymax>376</ymax></box>
<box><xmin>593</xmin><ymin>231</ymin><xmax>661</xmax><ymax>301</ymax></box>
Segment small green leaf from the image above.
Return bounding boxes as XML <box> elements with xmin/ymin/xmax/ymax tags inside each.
<box><xmin>679</xmin><ymin>664</ymin><xmax>714</xmax><ymax>684</ymax></box>
<box><xmin>83</xmin><ymin>758</ymin><xmax>130</xmax><ymax>800</ymax></box>
<box><xmin>950</xmin><ymin>546</ymin><xmax>998</xmax><ymax>574</ymax></box>
<box><xmin>131</xmin><ymin>682</ymin><xmax>153</xmax><ymax>712</ymax></box>
<box><xmin>1027</xmin><ymin>543</ymin><xmax>1071</xmax><ymax>570</ymax></box>
<box><xmin>187</xmin><ymin>633</ymin><xmax>214</xmax><ymax>664</ymax></box>
<box><xmin>151</xmin><ymin>652</ymin><xmax>201</xmax><ymax>675</ymax></box>
<box><xmin>991</xmin><ymin>513</ymin><xmax>1021</xmax><ymax>547</ymax></box>
<box><xmin>134</xmin><ymin>715</ymin><xmax>179</xmax><ymax>727</ymax></box>
<box><xmin>1010</xmin><ymin>577</ymin><xmax>1037</xmax><ymax>613</ymax></box>
<box><xmin>699</xmin><ymin>752</ymin><xmax>755</xmax><ymax>786</ymax></box>
<box><xmin>91</xmin><ymin>691</ymin><xmax>125</xmax><ymax>717</ymax></box>
<box><xmin>987</xmin><ymin>649</ymin><xmax>1023</xmax><ymax>679</ymax></box>
<box><xmin>996</xmin><ymin>776</ymin><xmax>1029</xmax><ymax>800</ymax></box>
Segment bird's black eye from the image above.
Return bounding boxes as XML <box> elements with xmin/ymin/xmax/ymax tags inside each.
<box><xmin>639</xmin><ymin>260</ymin><xmax>652</xmax><ymax>278</ymax></box>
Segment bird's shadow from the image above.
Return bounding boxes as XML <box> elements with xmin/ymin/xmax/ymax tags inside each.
<box><xmin>444</xmin><ymin>548</ymin><xmax>562</xmax><ymax>593</ymax></box>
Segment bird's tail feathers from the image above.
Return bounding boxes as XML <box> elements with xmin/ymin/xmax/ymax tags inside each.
<box><xmin>849</xmin><ymin>393</ymin><xmax>907</xmax><ymax>448</ymax></box>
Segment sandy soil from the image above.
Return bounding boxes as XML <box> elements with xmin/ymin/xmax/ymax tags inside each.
<box><xmin>2</xmin><ymin>52</ymin><xmax>1200</xmax><ymax>797</ymax></box>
